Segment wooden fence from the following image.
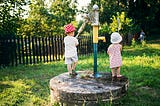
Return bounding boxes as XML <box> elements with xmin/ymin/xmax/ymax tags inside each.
<box><xmin>0</xmin><ymin>36</ymin><xmax>93</xmax><ymax>66</ymax></box>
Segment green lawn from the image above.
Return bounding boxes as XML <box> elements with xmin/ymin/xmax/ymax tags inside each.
<box><xmin>0</xmin><ymin>39</ymin><xmax>160</xmax><ymax>106</ymax></box>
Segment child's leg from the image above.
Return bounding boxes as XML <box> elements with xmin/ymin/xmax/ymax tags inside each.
<box><xmin>72</xmin><ymin>61</ymin><xmax>78</xmax><ymax>71</ymax></box>
<box><xmin>117</xmin><ymin>67</ymin><xmax>122</xmax><ymax>77</ymax></box>
<box><xmin>111</xmin><ymin>68</ymin><xmax>116</xmax><ymax>77</ymax></box>
<box><xmin>67</xmin><ymin>64</ymin><xmax>72</xmax><ymax>74</ymax></box>
<box><xmin>71</xmin><ymin>61</ymin><xmax>78</xmax><ymax>76</ymax></box>
<box><xmin>71</xmin><ymin>55</ymin><xmax>78</xmax><ymax>71</ymax></box>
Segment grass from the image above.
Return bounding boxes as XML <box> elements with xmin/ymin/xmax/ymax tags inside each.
<box><xmin>0</xmin><ymin>39</ymin><xmax>160</xmax><ymax>106</ymax></box>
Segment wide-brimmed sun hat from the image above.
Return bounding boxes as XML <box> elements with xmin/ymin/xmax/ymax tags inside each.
<box><xmin>64</xmin><ymin>23</ymin><xmax>76</xmax><ymax>34</ymax></box>
<box><xmin>110</xmin><ymin>32</ymin><xmax>122</xmax><ymax>43</ymax></box>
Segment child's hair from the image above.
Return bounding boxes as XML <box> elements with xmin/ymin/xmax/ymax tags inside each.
<box><xmin>64</xmin><ymin>23</ymin><xmax>76</xmax><ymax>34</ymax></box>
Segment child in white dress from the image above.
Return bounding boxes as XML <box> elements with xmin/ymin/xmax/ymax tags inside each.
<box><xmin>107</xmin><ymin>32</ymin><xmax>123</xmax><ymax>78</ymax></box>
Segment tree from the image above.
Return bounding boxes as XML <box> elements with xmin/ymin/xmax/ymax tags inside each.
<box><xmin>20</xmin><ymin>0</ymin><xmax>50</xmax><ymax>37</ymax></box>
<box><xmin>19</xmin><ymin>0</ymin><xmax>77</xmax><ymax>37</ymax></box>
<box><xmin>127</xmin><ymin>0</ymin><xmax>160</xmax><ymax>35</ymax></box>
<box><xmin>89</xmin><ymin>0</ymin><xmax>130</xmax><ymax>35</ymax></box>
<box><xmin>0</xmin><ymin>0</ymin><xmax>28</xmax><ymax>37</ymax></box>
<box><xmin>49</xmin><ymin>0</ymin><xmax>77</xmax><ymax>36</ymax></box>
<box><xmin>90</xmin><ymin>0</ymin><xmax>125</xmax><ymax>25</ymax></box>
<box><xmin>90</xmin><ymin>0</ymin><xmax>160</xmax><ymax>35</ymax></box>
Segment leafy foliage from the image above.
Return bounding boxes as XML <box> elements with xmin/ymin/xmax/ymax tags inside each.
<box><xmin>91</xmin><ymin>0</ymin><xmax>160</xmax><ymax>35</ymax></box>
<box><xmin>128</xmin><ymin>0</ymin><xmax>160</xmax><ymax>27</ymax></box>
<box><xmin>0</xmin><ymin>0</ymin><xmax>160</xmax><ymax>38</ymax></box>
<box><xmin>0</xmin><ymin>0</ymin><xmax>28</xmax><ymax>37</ymax></box>
<box><xmin>109</xmin><ymin>12</ymin><xmax>137</xmax><ymax>35</ymax></box>
<box><xmin>18</xmin><ymin>0</ymin><xmax>77</xmax><ymax>37</ymax></box>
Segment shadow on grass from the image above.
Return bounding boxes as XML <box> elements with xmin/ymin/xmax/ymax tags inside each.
<box><xmin>0</xmin><ymin>83</ymin><xmax>14</xmax><ymax>93</ymax></box>
<box><xmin>0</xmin><ymin>62</ymin><xmax>67</xmax><ymax>106</ymax></box>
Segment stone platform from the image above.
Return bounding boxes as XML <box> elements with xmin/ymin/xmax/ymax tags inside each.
<box><xmin>50</xmin><ymin>71</ymin><xmax>129</xmax><ymax>106</ymax></box>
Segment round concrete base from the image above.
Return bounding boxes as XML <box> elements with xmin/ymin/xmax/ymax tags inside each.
<box><xmin>50</xmin><ymin>71</ymin><xmax>129</xmax><ymax>106</ymax></box>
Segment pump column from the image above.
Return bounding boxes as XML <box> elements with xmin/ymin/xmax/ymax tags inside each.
<box><xmin>92</xmin><ymin>4</ymin><xmax>99</xmax><ymax>78</ymax></box>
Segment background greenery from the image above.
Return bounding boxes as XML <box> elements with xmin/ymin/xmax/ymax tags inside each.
<box><xmin>0</xmin><ymin>37</ymin><xmax>160</xmax><ymax>106</ymax></box>
<box><xmin>0</xmin><ymin>0</ymin><xmax>160</xmax><ymax>37</ymax></box>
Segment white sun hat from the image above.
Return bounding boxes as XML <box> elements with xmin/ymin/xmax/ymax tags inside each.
<box><xmin>110</xmin><ymin>32</ymin><xmax>122</xmax><ymax>44</ymax></box>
